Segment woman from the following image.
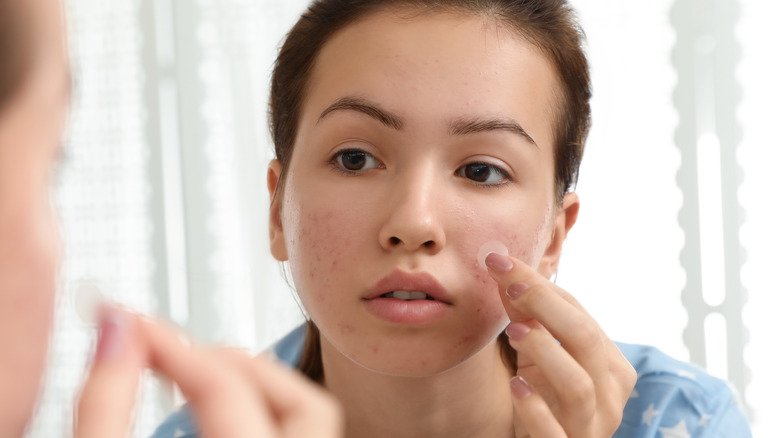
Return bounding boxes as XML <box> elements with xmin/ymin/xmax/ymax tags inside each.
<box><xmin>155</xmin><ymin>0</ymin><xmax>753</xmax><ymax>436</ymax></box>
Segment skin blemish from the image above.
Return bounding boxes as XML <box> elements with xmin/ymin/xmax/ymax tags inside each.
<box><xmin>338</xmin><ymin>321</ymin><xmax>357</xmax><ymax>334</ymax></box>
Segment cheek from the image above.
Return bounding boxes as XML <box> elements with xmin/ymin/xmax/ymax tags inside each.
<box><xmin>459</xmin><ymin>216</ymin><xmax>543</xmax><ymax>276</ymax></box>
<box><xmin>454</xmin><ymin>202</ymin><xmax>552</xmax><ymax>312</ymax></box>
<box><xmin>284</xmin><ymin>201</ymin><xmax>362</xmax><ymax>302</ymax></box>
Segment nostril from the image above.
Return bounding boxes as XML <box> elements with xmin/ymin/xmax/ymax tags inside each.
<box><xmin>423</xmin><ymin>240</ymin><xmax>435</xmax><ymax>248</ymax></box>
<box><xmin>390</xmin><ymin>236</ymin><xmax>401</xmax><ymax>245</ymax></box>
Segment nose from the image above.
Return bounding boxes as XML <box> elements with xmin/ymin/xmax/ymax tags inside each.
<box><xmin>378</xmin><ymin>172</ymin><xmax>446</xmax><ymax>254</ymax></box>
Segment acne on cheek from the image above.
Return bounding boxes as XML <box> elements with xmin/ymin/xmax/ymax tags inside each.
<box><xmin>293</xmin><ymin>208</ymin><xmax>356</xmax><ymax>291</ymax></box>
<box><xmin>338</xmin><ymin>321</ymin><xmax>357</xmax><ymax>335</ymax></box>
<box><xmin>450</xmin><ymin>301</ymin><xmax>505</xmax><ymax>355</ymax></box>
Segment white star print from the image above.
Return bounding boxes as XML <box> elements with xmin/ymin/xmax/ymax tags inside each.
<box><xmin>630</xmin><ymin>388</ymin><xmax>640</xmax><ymax>399</ymax></box>
<box><xmin>642</xmin><ymin>403</ymin><xmax>660</xmax><ymax>425</ymax></box>
<box><xmin>699</xmin><ymin>413</ymin><xmax>712</xmax><ymax>427</ymax></box>
<box><xmin>659</xmin><ymin>420</ymin><xmax>691</xmax><ymax>438</ymax></box>
<box><xmin>173</xmin><ymin>428</ymin><xmax>187</xmax><ymax>438</ymax></box>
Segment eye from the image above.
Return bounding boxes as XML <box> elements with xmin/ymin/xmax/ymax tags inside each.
<box><xmin>331</xmin><ymin>148</ymin><xmax>381</xmax><ymax>173</ymax></box>
<box><xmin>457</xmin><ymin>162</ymin><xmax>510</xmax><ymax>185</ymax></box>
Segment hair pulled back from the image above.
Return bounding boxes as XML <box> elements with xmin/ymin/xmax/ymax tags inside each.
<box><xmin>269</xmin><ymin>0</ymin><xmax>591</xmax><ymax>380</ymax></box>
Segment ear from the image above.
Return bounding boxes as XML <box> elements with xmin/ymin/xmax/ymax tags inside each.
<box><xmin>267</xmin><ymin>159</ymin><xmax>288</xmax><ymax>261</ymax></box>
<box><xmin>537</xmin><ymin>192</ymin><xmax>579</xmax><ymax>278</ymax></box>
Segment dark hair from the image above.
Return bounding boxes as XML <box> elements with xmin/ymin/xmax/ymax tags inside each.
<box><xmin>269</xmin><ymin>0</ymin><xmax>591</xmax><ymax>380</ymax></box>
<box><xmin>0</xmin><ymin>1</ymin><xmax>33</xmax><ymax>109</ymax></box>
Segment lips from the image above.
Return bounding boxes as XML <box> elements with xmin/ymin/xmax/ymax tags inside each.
<box><xmin>364</xmin><ymin>270</ymin><xmax>453</xmax><ymax>304</ymax></box>
<box><xmin>361</xmin><ymin>270</ymin><xmax>454</xmax><ymax>324</ymax></box>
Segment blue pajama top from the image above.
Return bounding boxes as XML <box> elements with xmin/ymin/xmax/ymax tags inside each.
<box><xmin>150</xmin><ymin>325</ymin><xmax>752</xmax><ymax>437</ymax></box>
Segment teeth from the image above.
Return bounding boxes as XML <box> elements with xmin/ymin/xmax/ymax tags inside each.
<box><xmin>385</xmin><ymin>291</ymin><xmax>430</xmax><ymax>300</ymax></box>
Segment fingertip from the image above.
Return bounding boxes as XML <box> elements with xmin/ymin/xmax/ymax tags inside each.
<box><xmin>485</xmin><ymin>252</ymin><xmax>514</xmax><ymax>273</ymax></box>
<box><xmin>478</xmin><ymin>240</ymin><xmax>509</xmax><ymax>270</ymax></box>
<box><xmin>506</xmin><ymin>282</ymin><xmax>529</xmax><ymax>299</ymax></box>
<box><xmin>505</xmin><ymin>322</ymin><xmax>531</xmax><ymax>340</ymax></box>
<box><xmin>510</xmin><ymin>375</ymin><xmax>533</xmax><ymax>400</ymax></box>
<box><xmin>93</xmin><ymin>305</ymin><xmax>136</xmax><ymax>363</ymax></box>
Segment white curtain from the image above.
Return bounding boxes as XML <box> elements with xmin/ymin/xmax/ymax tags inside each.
<box><xmin>27</xmin><ymin>1</ymin><xmax>778</xmax><ymax>436</ymax></box>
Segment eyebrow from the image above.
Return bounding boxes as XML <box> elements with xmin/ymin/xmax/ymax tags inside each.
<box><xmin>318</xmin><ymin>96</ymin><xmax>404</xmax><ymax>130</ymax></box>
<box><xmin>449</xmin><ymin>118</ymin><xmax>537</xmax><ymax>147</ymax></box>
<box><xmin>318</xmin><ymin>96</ymin><xmax>537</xmax><ymax>147</ymax></box>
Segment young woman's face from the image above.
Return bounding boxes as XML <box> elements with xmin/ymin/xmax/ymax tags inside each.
<box><xmin>270</xmin><ymin>9</ymin><xmax>569</xmax><ymax>376</ymax></box>
<box><xmin>0</xmin><ymin>0</ymin><xmax>68</xmax><ymax>433</ymax></box>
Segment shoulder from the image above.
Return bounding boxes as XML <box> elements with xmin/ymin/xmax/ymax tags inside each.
<box><xmin>268</xmin><ymin>323</ymin><xmax>307</xmax><ymax>367</ymax></box>
<box><xmin>614</xmin><ymin>342</ymin><xmax>752</xmax><ymax>437</ymax></box>
<box><xmin>149</xmin><ymin>407</ymin><xmax>198</xmax><ymax>438</ymax></box>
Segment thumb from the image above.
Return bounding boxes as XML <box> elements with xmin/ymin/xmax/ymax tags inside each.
<box><xmin>74</xmin><ymin>306</ymin><xmax>145</xmax><ymax>438</ymax></box>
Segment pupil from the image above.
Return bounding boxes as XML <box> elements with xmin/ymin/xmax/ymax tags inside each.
<box><xmin>467</xmin><ymin>163</ymin><xmax>489</xmax><ymax>182</ymax></box>
<box><xmin>343</xmin><ymin>151</ymin><xmax>366</xmax><ymax>170</ymax></box>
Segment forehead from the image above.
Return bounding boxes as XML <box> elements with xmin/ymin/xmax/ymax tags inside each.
<box><xmin>301</xmin><ymin>8</ymin><xmax>560</xmax><ymax>148</ymax></box>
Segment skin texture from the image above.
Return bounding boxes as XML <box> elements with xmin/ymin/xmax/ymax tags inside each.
<box><xmin>0</xmin><ymin>0</ymin><xmax>68</xmax><ymax>434</ymax></box>
<box><xmin>268</xmin><ymin>8</ymin><xmax>636</xmax><ymax>437</ymax></box>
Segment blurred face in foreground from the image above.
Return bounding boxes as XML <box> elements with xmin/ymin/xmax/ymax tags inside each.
<box><xmin>0</xmin><ymin>0</ymin><xmax>69</xmax><ymax>434</ymax></box>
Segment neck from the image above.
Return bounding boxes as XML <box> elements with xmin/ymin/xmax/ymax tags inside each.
<box><xmin>320</xmin><ymin>337</ymin><xmax>515</xmax><ymax>438</ymax></box>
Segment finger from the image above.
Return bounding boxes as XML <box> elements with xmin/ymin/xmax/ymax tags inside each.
<box><xmin>136</xmin><ymin>318</ymin><xmax>277</xmax><ymax>437</ymax></box>
<box><xmin>486</xmin><ymin>253</ymin><xmax>609</xmax><ymax>374</ymax></box>
<box><xmin>509</xmin><ymin>376</ymin><xmax>566</xmax><ymax>438</ymax></box>
<box><xmin>196</xmin><ymin>351</ymin><xmax>343</xmax><ymax>438</ymax></box>
<box><xmin>251</xmin><ymin>356</ymin><xmax>343</xmax><ymax>438</ymax></box>
<box><xmin>74</xmin><ymin>307</ymin><xmax>144</xmax><ymax>438</ymax></box>
<box><xmin>506</xmin><ymin>322</ymin><xmax>596</xmax><ymax>424</ymax></box>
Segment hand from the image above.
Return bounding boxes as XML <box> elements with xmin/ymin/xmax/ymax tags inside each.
<box><xmin>485</xmin><ymin>253</ymin><xmax>637</xmax><ymax>437</ymax></box>
<box><xmin>74</xmin><ymin>306</ymin><xmax>343</xmax><ymax>438</ymax></box>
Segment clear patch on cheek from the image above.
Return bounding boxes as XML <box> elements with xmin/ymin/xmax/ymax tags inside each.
<box><xmin>477</xmin><ymin>240</ymin><xmax>509</xmax><ymax>270</ymax></box>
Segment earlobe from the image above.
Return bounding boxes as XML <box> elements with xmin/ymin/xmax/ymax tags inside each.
<box><xmin>267</xmin><ymin>159</ymin><xmax>288</xmax><ymax>261</ymax></box>
<box><xmin>537</xmin><ymin>192</ymin><xmax>579</xmax><ymax>278</ymax></box>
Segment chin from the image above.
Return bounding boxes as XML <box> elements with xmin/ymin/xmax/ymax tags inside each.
<box><xmin>330</xmin><ymin>326</ymin><xmax>503</xmax><ymax>378</ymax></box>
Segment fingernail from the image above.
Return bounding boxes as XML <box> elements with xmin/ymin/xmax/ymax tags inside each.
<box><xmin>510</xmin><ymin>376</ymin><xmax>532</xmax><ymax>399</ymax></box>
<box><xmin>478</xmin><ymin>240</ymin><xmax>509</xmax><ymax>270</ymax></box>
<box><xmin>95</xmin><ymin>307</ymin><xmax>130</xmax><ymax>362</ymax></box>
<box><xmin>505</xmin><ymin>322</ymin><xmax>531</xmax><ymax>340</ymax></box>
<box><xmin>506</xmin><ymin>282</ymin><xmax>529</xmax><ymax>299</ymax></box>
<box><xmin>485</xmin><ymin>252</ymin><xmax>513</xmax><ymax>273</ymax></box>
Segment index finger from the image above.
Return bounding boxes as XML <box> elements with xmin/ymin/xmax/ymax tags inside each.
<box><xmin>74</xmin><ymin>307</ymin><xmax>145</xmax><ymax>438</ymax></box>
<box><xmin>484</xmin><ymin>252</ymin><xmax>586</xmax><ymax>322</ymax></box>
<box><xmin>485</xmin><ymin>253</ymin><xmax>609</xmax><ymax>371</ymax></box>
<box><xmin>136</xmin><ymin>317</ymin><xmax>279</xmax><ymax>437</ymax></box>
<box><xmin>250</xmin><ymin>356</ymin><xmax>343</xmax><ymax>438</ymax></box>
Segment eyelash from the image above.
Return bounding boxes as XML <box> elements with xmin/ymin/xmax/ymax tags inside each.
<box><xmin>328</xmin><ymin>148</ymin><xmax>512</xmax><ymax>187</ymax></box>
<box><xmin>456</xmin><ymin>161</ymin><xmax>512</xmax><ymax>187</ymax></box>
<box><xmin>329</xmin><ymin>148</ymin><xmax>383</xmax><ymax>175</ymax></box>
